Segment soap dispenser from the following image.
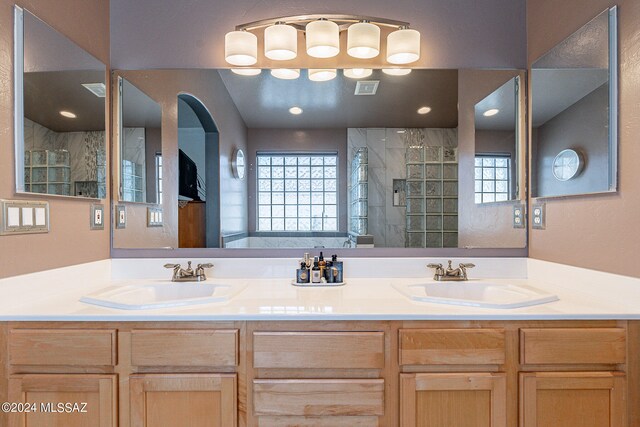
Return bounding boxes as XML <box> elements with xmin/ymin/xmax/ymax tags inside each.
<box><xmin>296</xmin><ymin>261</ymin><xmax>310</xmax><ymax>283</ymax></box>
<box><xmin>311</xmin><ymin>260</ymin><xmax>321</xmax><ymax>283</ymax></box>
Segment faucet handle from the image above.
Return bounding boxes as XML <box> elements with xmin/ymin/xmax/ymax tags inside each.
<box><xmin>164</xmin><ymin>263</ymin><xmax>180</xmax><ymax>269</ymax></box>
<box><xmin>459</xmin><ymin>263</ymin><xmax>476</xmax><ymax>269</ymax></box>
<box><xmin>427</xmin><ymin>263</ymin><xmax>443</xmax><ymax>269</ymax></box>
<box><xmin>197</xmin><ymin>263</ymin><xmax>214</xmax><ymax>269</ymax></box>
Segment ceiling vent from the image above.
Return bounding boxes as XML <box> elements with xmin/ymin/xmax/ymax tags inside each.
<box><xmin>82</xmin><ymin>83</ymin><xmax>106</xmax><ymax>97</ymax></box>
<box><xmin>354</xmin><ymin>80</ymin><xmax>379</xmax><ymax>96</ymax></box>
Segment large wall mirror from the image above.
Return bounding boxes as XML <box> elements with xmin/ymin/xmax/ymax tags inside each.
<box><xmin>531</xmin><ymin>7</ymin><xmax>617</xmax><ymax>198</ymax></box>
<box><xmin>14</xmin><ymin>7</ymin><xmax>107</xmax><ymax>198</ymax></box>
<box><xmin>112</xmin><ymin>68</ymin><xmax>527</xmax><ymax>252</ymax></box>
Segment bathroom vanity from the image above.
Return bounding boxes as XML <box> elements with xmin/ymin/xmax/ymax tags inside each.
<box><xmin>0</xmin><ymin>258</ymin><xmax>639</xmax><ymax>427</ymax></box>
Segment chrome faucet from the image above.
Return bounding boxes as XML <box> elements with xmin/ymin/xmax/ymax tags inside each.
<box><xmin>427</xmin><ymin>260</ymin><xmax>475</xmax><ymax>281</ymax></box>
<box><xmin>164</xmin><ymin>261</ymin><xmax>214</xmax><ymax>282</ymax></box>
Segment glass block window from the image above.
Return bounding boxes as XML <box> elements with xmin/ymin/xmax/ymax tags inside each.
<box><xmin>475</xmin><ymin>155</ymin><xmax>510</xmax><ymax>203</ymax></box>
<box><xmin>257</xmin><ymin>153</ymin><xmax>338</xmax><ymax>231</ymax></box>
<box><xmin>155</xmin><ymin>153</ymin><xmax>163</xmax><ymax>204</ymax></box>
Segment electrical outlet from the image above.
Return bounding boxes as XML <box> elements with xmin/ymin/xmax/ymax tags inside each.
<box><xmin>90</xmin><ymin>204</ymin><xmax>105</xmax><ymax>230</ymax></box>
<box><xmin>0</xmin><ymin>200</ymin><xmax>49</xmax><ymax>235</ymax></box>
<box><xmin>147</xmin><ymin>207</ymin><xmax>163</xmax><ymax>227</ymax></box>
<box><xmin>513</xmin><ymin>204</ymin><xmax>525</xmax><ymax>229</ymax></box>
<box><xmin>115</xmin><ymin>205</ymin><xmax>126</xmax><ymax>229</ymax></box>
<box><xmin>532</xmin><ymin>202</ymin><xmax>545</xmax><ymax>230</ymax></box>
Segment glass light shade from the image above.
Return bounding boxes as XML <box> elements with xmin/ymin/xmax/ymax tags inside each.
<box><xmin>225</xmin><ymin>31</ymin><xmax>258</xmax><ymax>66</ymax></box>
<box><xmin>382</xmin><ymin>68</ymin><xmax>412</xmax><ymax>76</ymax></box>
<box><xmin>265</xmin><ymin>23</ymin><xmax>298</xmax><ymax>60</ymax></box>
<box><xmin>231</xmin><ymin>68</ymin><xmax>261</xmax><ymax>76</ymax></box>
<box><xmin>343</xmin><ymin>68</ymin><xmax>373</xmax><ymax>79</ymax></box>
<box><xmin>347</xmin><ymin>22</ymin><xmax>380</xmax><ymax>59</ymax></box>
<box><xmin>308</xmin><ymin>69</ymin><xmax>337</xmax><ymax>82</ymax></box>
<box><xmin>306</xmin><ymin>20</ymin><xmax>340</xmax><ymax>58</ymax></box>
<box><xmin>387</xmin><ymin>28</ymin><xmax>421</xmax><ymax>64</ymax></box>
<box><xmin>270</xmin><ymin>68</ymin><xmax>300</xmax><ymax>79</ymax></box>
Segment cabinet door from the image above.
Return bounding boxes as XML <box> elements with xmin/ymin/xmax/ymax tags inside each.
<box><xmin>130</xmin><ymin>373</ymin><xmax>236</xmax><ymax>427</ymax></box>
<box><xmin>8</xmin><ymin>374</ymin><xmax>116</xmax><ymax>427</ymax></box>
<box><xmin>400</xmin><ymin>373</ymin><xmax>506</xmax><ymax>427</ymax></box>
<box><xmin>520</xmin><ymin>372</ymin><xmax>626</xmax><ymax>427</ymax></box>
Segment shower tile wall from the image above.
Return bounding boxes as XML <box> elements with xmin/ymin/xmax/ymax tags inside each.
<box><xmin>348</xmin><ymin>128</ymin><xmax>458</xmax><ymax>248</ymax></box>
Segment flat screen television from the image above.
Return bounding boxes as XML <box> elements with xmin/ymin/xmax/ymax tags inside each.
<box><xmin>178</xmin><ymin>149</ymin><xmax>200</xmax><ymax>201</ymax></box>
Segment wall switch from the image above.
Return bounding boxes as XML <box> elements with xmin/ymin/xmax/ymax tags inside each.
<box><xmin>90</xmin><ymin>204</ymin><xmax>105</xmax><ymax>230</ymax></box>
<box><xmin>532</xmin><ymin>202</ymin><xmax>546</xmax><ymax>230</ymax></box>
<box><xmin>0</xmin><ymin>200</ymin><xmax>49</xmax><ymax>235</ymax></box>
<box><xmin>513</xmin><ymin>204</ymin><xmax>526</xmax><ymax>229</ymax></box>
<box><xmin>115</xmin><ymin>205</ymin><xmax>126</xmax><ymax>229</ymax></box>
<box><xmin>147</xmin><ymin>207</ymin><xmax>163</xmax><ymax>227</ymax></box>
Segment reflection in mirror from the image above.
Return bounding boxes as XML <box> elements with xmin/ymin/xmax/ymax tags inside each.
<box><xmin>118</xmin><ymin>77</ymin><xmax>162</xmax><ymax>203</ymax></box>
<box><xmin>15</xmin><ymin>7</ymin><xmax>106</xmax><ymax>198</ymax></box>
<box><xmin>531</xmin><ymin>7</ymin><xmax>617</xmax><ymax>198</ymax></box>
<box><xmin>112</xmin><ymin>68</ymin><xmax>526</xmax><ymax>250</ymax></box>
<box><xmin>474</xmin><ymin>76</ymin><xmax>519</xmax><ymax>204</ymax></box>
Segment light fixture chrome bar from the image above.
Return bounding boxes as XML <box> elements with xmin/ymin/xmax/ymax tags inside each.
<box><xmin>235</xmin><ymin>14</ymin><xmax>410</xmax><ymax>31</ymax></box>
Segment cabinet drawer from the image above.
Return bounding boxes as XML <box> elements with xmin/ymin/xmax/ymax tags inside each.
<box><xmin>399</xmin><ymin>328</ymin><xmax>505</xmax><ymax>365</ymax></box>
<box><xmin>253</xmin><ymin>379</ymin><xmax>385</xmax><ymax>416</ymax></box>
<box><xmin>520</xmin><ymin>328</ymin><xmax>626</xmax><ymax>365</ymax></box>
<box><xmin>253</xmin><ymin>332</ymin><xmax>385</xmax><ymax>369</ymax></box>
<box><xmin>9</xmin><ymin>329</ymin><xmax>116</xmax><ymax>366</ymax></box>
<box><xmin>131</xmin><ymin>329</ymin><xmax>238</xmax><ymax>367</ymax></box>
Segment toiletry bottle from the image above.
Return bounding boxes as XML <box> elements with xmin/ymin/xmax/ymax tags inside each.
<box><xmin>296</xmin><ymin>261</ymin><xmax>310</xmax><ymax>284</ymax></box>
<box><xmin>325</xmin><ymin>260</ymin><xmax>334</xmax><ymax>283</ymax></box>
<box><xmin>318</xmin><ymin>252</ymin><xmax>326</xmax><ymax>279</ymax></box>
<box><xmin>311</xmin><ymin>261</ymin><xmax>321</xmax><ymax>283</ymax></box>
<box><xmin>331</xmin><ymin>254</ymin><xmax>343</xmax><ymax>283</ymax></box>
<box><xmin>304</xmin><ymin>252</ymin><xmax>311</xmax><ymax>268</ymax></box>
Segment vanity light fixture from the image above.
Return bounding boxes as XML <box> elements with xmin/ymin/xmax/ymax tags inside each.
<box><xmin>231</xmin><ymin>68</ymin><xmax>262</xmax><ymax>76</ymax></box>
<box><xmin>59</xmin><ymin>110</ymin><xmax>77</xmax><ymax>118</ymax></box>
<box><xmin>225</xmin><ymin>30</ymin><xmax>258</xmax><ymax>66</ymax></box>
<box><xmin>225</xmin><ymin>15</ymin><xmax>420</xmax><ymax>67</ymax></box>
<box><xmin>270</xmin><ymin>68</ymin><xmax>301</xmax><ymax>80</ymax></box>
<box><xmin>483</xmin><ymin>108</ymin><xmax>500</xmax><ymax>117</ymax></box>
<box><xmin>343</xmin><ymin>68</ymin><xmax>373</xmax><ymax>79</ymax></box>
<box><xmin>306</xmin><ymin>19</ymin><xmax>340</xmax><ymax>58</ymax></box>
<box><xmin>382</xmin><ymin>68</ymin><xmax>412</xmax><ymax>76</ymax></box>
<box><xmin>417</xmin><ymin>106</ymin><xmax>431</xmax><ymax>115</ymax></box>
<box><xmin>289</xmin><ymin>106</ymin><xmax>303</xmax><ymax>115</ymax></box>
<box><xmin>308</xmin><ymin>69</ymin><xmax>337</xmax><ymax>82</ymax></box>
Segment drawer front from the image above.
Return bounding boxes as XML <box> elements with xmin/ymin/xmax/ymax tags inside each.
<box><xmin>131</xmin><ymin>329</ymin><xmax>238</xmax><ymax>367</ymax></box>
<box><xmin>9</xmin><ymin>329</ymin><xmax>116</xmax><ymax>366</ymax></box>
<box><xmin>399</xmin><ymin>328</ymin><xmax>506</xmax><ymax>365</ymax></box>
<box><xmin>520</xmin><ymin>328</ymin><xmax>626</xmax><ymax>365</ymax></box>
<box><xmin>253</xmin><ymin>379</ymin><xmax>385</xmax><ymax>416</ymax></box>
<box><xmin>257</xmin><ymin>416</ymin><xmax>379</xmax><ymax>426</ymax></box>
<box><xmin>253</xmin><ymin>332</ymin><xmax>385</xmax><ymax>369</ymax></box>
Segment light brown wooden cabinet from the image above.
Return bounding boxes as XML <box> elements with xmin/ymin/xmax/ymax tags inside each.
<box><xmin>400</xmin><ymin>373</ymin><xmax>506</xmax><ymax>427</ymax></box>
<box><xmin>130</xmin><ymin>373</ymin><xmax>237</xmax><ymax>427</ymax></box>
<box><xmin>2</xmin><ymin>321</ymin><xmax>638</xmax><ymax>427</ymax></box>
<box><xmin>8</xmin><ymin>374</ymin><xmax>117</xmax><ymax>427</ymax></box>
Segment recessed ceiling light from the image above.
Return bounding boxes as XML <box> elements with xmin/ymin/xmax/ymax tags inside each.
<box><xmin>382</xmin><ymin>68</ymin><xmax>412</xmax><ymax>76</ymax></box>
<box><xmin>483</xmin><ymin>108</ymin><xmax>500</xmax><ymax>117</ymax></box>
<box><xmin>417</xmin><ymin>106</ymin><xmax>431</xmax><ymax>115</ymax></box>
<box><xmin>396</xmin><ymin>129</ymin><xmax>406</xmax><ymax>134</ymax></box>
<box><xmin>231</xmin><ymin>68</ymin><xmax>261</xmax><ymax>76</ymax></box>
<box><xmin>343</xmin><ymin>68</ymin><xmax>373</xmax><ymax>79</ymax></box>
<box><xmin>59</xmin><ymin>111</ymin><xmax>77</xmax><ymax>118</ymax></box>
<box><xmin>289</xmin><ymin>107</ymin><xmax>303</xmax><ymax>115</ymax></box>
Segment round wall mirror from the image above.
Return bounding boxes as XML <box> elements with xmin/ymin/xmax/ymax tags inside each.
<box><xmin>232</xmin><ymin>148</ymin><xmax>245</xmax><ymax>180</ymax></box>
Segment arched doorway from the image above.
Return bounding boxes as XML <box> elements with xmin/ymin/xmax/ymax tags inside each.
<box><xmin>177</xmin><ymin>93</ymin><xmax>220</xmax><ymax>248</ymax></box>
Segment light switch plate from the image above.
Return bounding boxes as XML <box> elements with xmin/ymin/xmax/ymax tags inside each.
<box><xmin>0</xmin><ymin>200</ymin><xmax>49</xmax><ymax>235</ymax></box>
<box><xmin>147</xmin><ymin>207</ymin><xmax>163</xmax><ymax>227</ymax></box>
<box><xmin>513</xmin><ymin>204</ymin><xmax>526</xmax><ymax>229</ymax></box>
<box><xmin>532</xmin><ymin>202</ymin><xmax>546</xmax><ymax>230</ymax></box>
<box><xmin>90</xmin><ymin>204</ymin><xmax>105</xmax><ymax>230</ymax></box>
<box><xmin>115</xmin><ymin>205</ymin><xmax>126</xmax><ymax>229</ymax></box>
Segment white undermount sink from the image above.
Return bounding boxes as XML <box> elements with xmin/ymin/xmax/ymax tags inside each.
<box><xmin>393</xmin><ymin>281</ymin><xmax>558</xmax><ymax>309</ymax></box>
<box><xmin>80</xmin><ymin>281</ymin><xmax>246</xmax><ymax>310</ymax></box>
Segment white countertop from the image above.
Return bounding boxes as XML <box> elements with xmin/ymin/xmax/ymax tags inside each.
<box><xmin>1</xmin><ymin>257</ymin><xmax>639</xmax><ymax>321</ymax></box>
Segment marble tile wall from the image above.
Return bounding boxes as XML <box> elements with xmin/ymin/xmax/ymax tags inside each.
<box><xmin>224</xmin><ymin>236</ymin><xmax>347</xmax><ymax>249</ymax></box>
<box><xmin>348</xmin><ymin>127</ymin><xmax>458</xmax><ymax>248</ymax></box>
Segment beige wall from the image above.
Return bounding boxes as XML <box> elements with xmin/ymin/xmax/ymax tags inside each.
<box><xmin>528</xmin><ymin>0</ymin><xmax>640</xmax><ymax>277</ymax></box>
<box><xmin>458</xmin><ymin>69</ymin><xmax>527</xmax><ymax>249</ymax></box>
<box><xmin>0</xmin><ymin>0</ymin><xmax>110</xmax><ymax>278</ymax></box>
<box><xmin>112</xmin><ymin>70</ymin><xmax>248</xmax><ymax>249</ymax></box>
